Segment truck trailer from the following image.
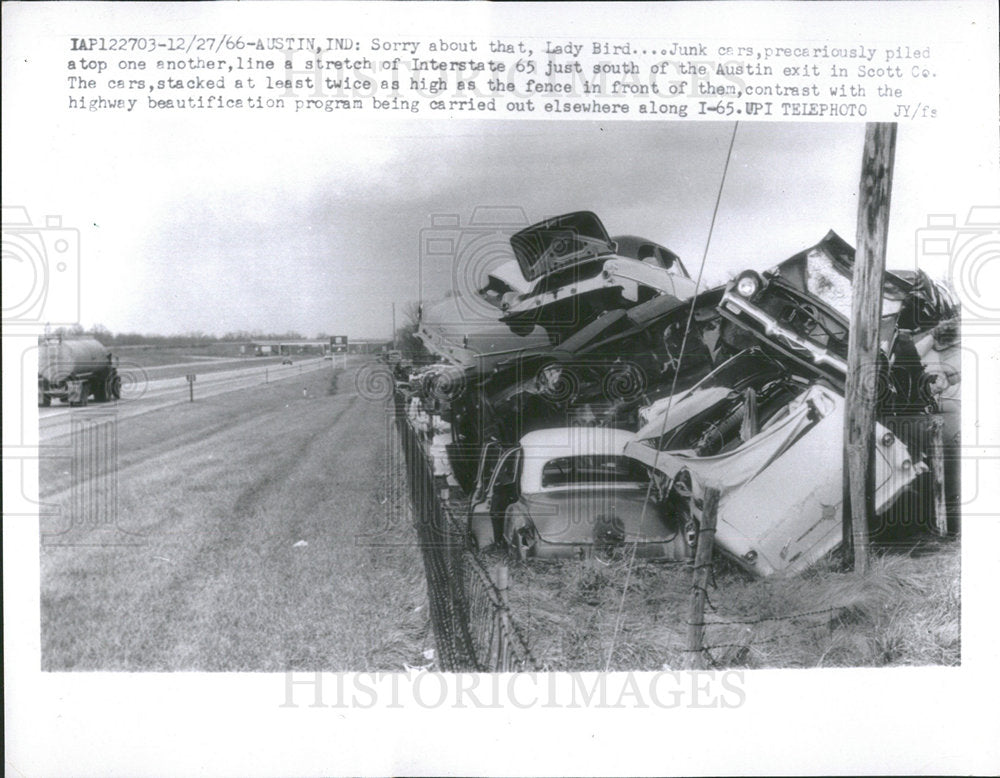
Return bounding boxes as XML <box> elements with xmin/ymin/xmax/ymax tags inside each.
<box><xmin>38</xmin><ymin>337</ymin><xmax>121</xmax><ymax>407</ymax></box>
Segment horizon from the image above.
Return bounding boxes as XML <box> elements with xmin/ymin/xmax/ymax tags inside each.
<box><xmin>5</xmin><ymin>120</ymin><xmax>990</xmax><ymax>339</ymax></box>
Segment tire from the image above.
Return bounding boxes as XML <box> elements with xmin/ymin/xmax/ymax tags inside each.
<box><xmin>110</xmin><ymin>374</ymin><xmax>122</xmax><ymax>400</ymax></box>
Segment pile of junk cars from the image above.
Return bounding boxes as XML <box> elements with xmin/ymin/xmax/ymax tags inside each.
<box><xmin>398</xmin><ymin>211</ymin><xmax>960</xmax><ymax>577</ymax></box>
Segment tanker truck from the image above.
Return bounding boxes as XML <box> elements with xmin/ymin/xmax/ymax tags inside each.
<box><xmin>38</xmin><ymin>337</ymin><xmax>121</xmax><ymax>407</ymax></box>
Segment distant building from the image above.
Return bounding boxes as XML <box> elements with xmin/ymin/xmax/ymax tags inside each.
<box><xmin>348</xmin><ymin>339</ymin><xmax>392</xmax><ymax>355</ymax></box>
<box><xmin>250</xmin><ymin>339</ymin><xmax>329</xmax><ymax>356</ymax></box>
<box><xmin>248</xmin><ymin>338</ymin><xmax>390</xmax><ymax>356</ymax></box>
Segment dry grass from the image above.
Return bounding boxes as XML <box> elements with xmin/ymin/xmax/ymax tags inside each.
<box><xmin>113</xmin><ymin>343</ymin><xmax>247</xmax><ymax>366</ymax></box>
<box><xmin>328</xmin><ymin>366</ymin><xmax>343</xmax><ymax>395</ymax></box>
<box><xmin>40</xmin><ymin>364</ymin><xmax>433</xmax><ymax>671</ymax></box>
<box><xmin>503</xmin><ymin>537</ymin><xmax>960</xmax><ymax>670</ymax></box>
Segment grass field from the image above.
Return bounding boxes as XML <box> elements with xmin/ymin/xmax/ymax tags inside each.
<box><xmin>38</xmin><ymin>359</ymin><xmax>960</xmax><ymax>672</ymax></box>
<box><xmin>503</xmin><ymin>535</ymin><xmax>959</xmax><ymax>671</ymax></box>
<box><xmin>113</xmin><ymin>342</ymin><xmax>250</xmax><ymax>366</ymax></box>
<box><xmin>40</xmin><ymin>363</ymin><xmax>432</xmax><ymax>671</ymax></box>
<box><xmin>113</xmin><ymin>345</ymin><xmax>313</xmax><ymax>383</ymax></box>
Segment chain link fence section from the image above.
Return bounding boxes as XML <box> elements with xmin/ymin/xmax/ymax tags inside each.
<box><xmin>393</xmin><ymin>391</ymin><xmax>536</xmax><ymax>672</ymax></box>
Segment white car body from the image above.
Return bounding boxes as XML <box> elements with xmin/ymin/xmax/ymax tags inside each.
<box><xmin>626</xmin><ymin>358</ymin><xmax>924</xmax><ymax>577</ymax></box>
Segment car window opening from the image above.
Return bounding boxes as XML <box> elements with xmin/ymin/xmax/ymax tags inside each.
<box><xmin>540</xmin><ymin>454</ymin><xmax>649</xmax><ymax>489</ymax></box>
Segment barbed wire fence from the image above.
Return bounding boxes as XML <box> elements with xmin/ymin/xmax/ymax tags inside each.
<box><xmin>393</xmin><ymin>389</ymin><xmax>536</xmax><ymax>672</ymax></box>
<box><xmin>385</xmin><ymin>380</ymin><xmax>945</xmax><ymax>672</ymax></box>
<box><xmin>394</xmin><ymin>395</ymin><xmax>873</xmax><ymax>673</ymax></box>
<box><xmin>679</xmin><ymin>484</ymin><xmax>916</xmax><ymax>670</ymax></box>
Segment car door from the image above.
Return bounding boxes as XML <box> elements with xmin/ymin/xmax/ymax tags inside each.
<box><xmin>468</xmin><ymin>444</ymin><xmax>521</xmax><ymax>549</ymax></box>
<box><xmin>468</xmin><ymin>442</ymin><xmax>503</xmax><ymax>548</ymax></box>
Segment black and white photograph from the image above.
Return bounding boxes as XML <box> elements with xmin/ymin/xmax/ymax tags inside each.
<box><xmin>3</xmin><ymin>2</ymin><xmax>998</xmax><ymax>776</ymax></box>
<box><xmin>25</xmin><ymin>121</ymin><xmax>965</xmax><ymax>672</ymax></box>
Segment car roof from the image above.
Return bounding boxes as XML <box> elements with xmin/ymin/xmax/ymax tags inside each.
<box><xmin>518</xmin><ymin>426</ymin><xmax>636</xmax><ymax>456</ymax></box>
<box><xmin>518</xmin><ymin>427</ymin><xmax>641</xmax><ymax>493</ymax></box>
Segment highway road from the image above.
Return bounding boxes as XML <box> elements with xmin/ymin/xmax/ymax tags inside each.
<box><xmin>38</xmin><ymin>357</ymin><xmax>339</xmax><ymax>442</ymax></box>
<box><xmin>39</xmin><ymin>357</ymin><xmax>430</xmax><ymax>671</ymax></box>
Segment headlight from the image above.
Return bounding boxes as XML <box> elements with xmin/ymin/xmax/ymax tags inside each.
<box><xmin>880</xmin><ymin>431</ymin><xmax>895</xmax><ymax>447</ymax></box>
<box><xmin>736</xmin><ymin>272</ymin><xmax>761</xmax><ymax>298</ymax></box>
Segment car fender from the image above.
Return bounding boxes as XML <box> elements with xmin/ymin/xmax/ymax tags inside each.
<box><xmin>502</xmin><ymin>502</ymin><xmax>529</xmax><ymax>545</ymax></box>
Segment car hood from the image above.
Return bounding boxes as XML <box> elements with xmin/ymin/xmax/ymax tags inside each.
<box><xmin>628</xmin><ymin>383</ymin><xmax>833</xmax><ymax>494</ymax></box>
<box><xmin>510</xmin><ymin>211</ymin><xmax>616</xmax><ymax>283</ymax></box>
<box><xmin>627</xmin><ymin>381</ymin><xmax>923</xmax><ymax>576</ymax></box>
<box><xmin>519</xmin><ymin>487</ymin><xmax>675</xmax><ymax>544</ymax></box>
<box><xmin>766</xmin><ymin>230</ymin><xmax>938</xmax><ymax>320</ymax></box>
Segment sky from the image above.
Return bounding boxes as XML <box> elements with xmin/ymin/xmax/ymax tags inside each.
<box><xmin>3</xmin><ymin>108</ymin><xmax>993</xmax><ymax>340</ymax></box>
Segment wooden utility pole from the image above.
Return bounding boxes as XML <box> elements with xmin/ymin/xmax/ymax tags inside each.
<box><xmin>928</xmin><ymin>415</ymin><xmax>949</xmax><ymax>536</ymax></box>
<box><xmin>685</xmin><ymin>486</ymin><xmax>719</xmax><ymax>670</ymax></box>
<box><xmin>843</xmin><ymin>123</ymin><xmax>897</xmax><ymax>574</ymax></box>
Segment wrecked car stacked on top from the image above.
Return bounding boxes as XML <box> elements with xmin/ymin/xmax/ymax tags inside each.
<box><xmin>403</xmin><ymin>212</ymin><xmax>959</xmax><ymax>573</ymax></box>
<box><xmin>624</xmin><ymin>352</ymin><xmax>925</xmax><ymax>576</ymax></box>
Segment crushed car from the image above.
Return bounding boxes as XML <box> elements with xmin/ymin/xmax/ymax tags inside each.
<box><xmin>499</xmin><ymin>211</ymin><xmax>698</xmax><ymax>340</ymax></box>
<box><xmin>718</xmin><ymin>230</ymin><xmax>958</xmax><ymax>412</ymax></box>
<box><xmin>468</xmin><ymin>426</ymin><xmax>692</xmax><ymax>562</ymax></box>
<box><xmin>624</xmin><ymin>351</ymin><xmax>925</xmax><ymax>577</ymax></box>
<box><xmin>717</xmin><ymin>229</ymin><xmax>960</xmax><ymax>532</ymax></box>
<box><xmin>442</xmin><ymin>285</ymin><xmax>739</xmax><ymax>490</ymax></box>
<box><xmin>416</xmin><ymin>211</ymin><xmax>696</xmax><ymax>361</ymax></box>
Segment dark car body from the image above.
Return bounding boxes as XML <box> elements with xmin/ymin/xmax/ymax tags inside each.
<box><xmin>444</xmin><ymin>286</ymin><xmax>731</xmax><ymax>490</ymax></box>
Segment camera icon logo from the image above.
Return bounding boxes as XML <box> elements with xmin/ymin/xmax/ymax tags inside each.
<box><xmin>417</xmin><ymin>206</ymin><xmax>531</xmax><ymax>326</ymax></box>
<box><xmin>915</xmin><ymin>206</ymin><xmax>1000</xmax><ymax>327</ymax></box>
<box><xmin>2</xmin><ymin>206</ymin><xmax>81</xmax><ymax>327</ymax></box>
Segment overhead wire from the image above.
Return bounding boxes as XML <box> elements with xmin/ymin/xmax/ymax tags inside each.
<box><xmin>604</xmin><ymin>121</ymin><xmax>740</xmax><ymax>672</ymax></box>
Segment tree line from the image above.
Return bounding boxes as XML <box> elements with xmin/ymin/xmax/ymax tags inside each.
<box><xmin>47</xmin><ymin>324</ymin><xmax>325</xmax><ymax>347</ymax></box>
